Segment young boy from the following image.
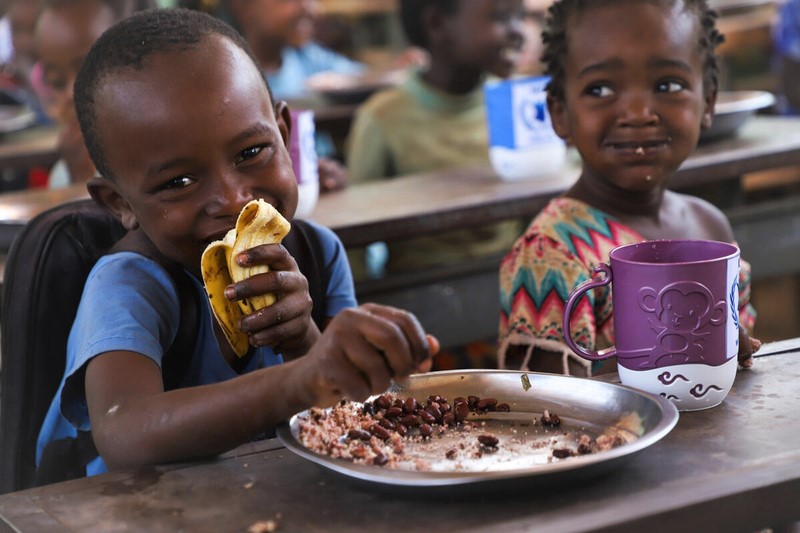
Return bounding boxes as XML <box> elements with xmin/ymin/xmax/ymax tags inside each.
<box><xmin>33</xmin><ymin>0</ymin><xmax>156</xmax><ymax>188</ymax></box>
<box><xmin>225</xmin><ymin>0</ymin><xmax>358</xmax><ymax>192</ymax></box>
<box><xmin>227</xmin><ymin>0</ymin><xmax>363</xmax><ymax>100</ymax></box>
<box><xmin>345</xmin><ymin>0</ymin><xmax>527</xmax><ymax>275</ymax></box>
<box><xmin>36</xmin><ymin>7</ymin><xmax>436</xmax><ymax>479</ymax></box>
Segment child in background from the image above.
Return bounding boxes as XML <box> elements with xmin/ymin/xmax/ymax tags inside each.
<box><xmin>772</xmin><ymin>0</ymin><xmax>800</xmax><ymax>114</ymax></box>
<box><xmin>345</xmin><ymin>0</ymin><xmax>526</xmax><ymax>276</ymax></box>
<box><xmin>0</xmin><ymin>0</ymin><xmax>47</xmax><ymax>124</ymax></box>
<box><xmin>227</xmin><ymin>0</ymin><xmax>363</xmax><ymax>100</ymax></box>
<box><xmin>226</xmin><ymin>0</ymin><xmax>359</xmax><ymax>192</ymax></box>
<box><xmin>33</xmin><ymin>0</ymin><xmax>155</xmax><ymax>189</ymax></box>
<box><xmin>498</xmin><ymin>0</ymin><xmax>760</xmax><ymax>376</ymax></box>
<box><xmin>36</xmin><ymin>8</ymin><xmax>436</xmax><ymax>479</ymax></box>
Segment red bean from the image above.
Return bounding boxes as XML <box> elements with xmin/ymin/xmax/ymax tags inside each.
<box><xmin>477</xmin><ymin>434</ymin><xmax>499</xmax><ymax>447</ymax></box>
<box><xmin>404</xmin><ymin>397</ymin><xmax>419</xmax><ymax>413</ymax></box>
<box><xmin>347</xmin><ymin>428</ymin><xmax>371</xmax><ymax>441</ymax></box>
<box><xmin>369</xmin><ymin>424</ymin><xmax>391</xmax><ymax>440</ymax></box>
<box><xmin>454</xmin><ymin>401</ymin><xmax>469</xmax><ymax>422</ymax></box>
<box><xmin>418</xmin><ymin>410</ymin><xmax>436</xmax><ymax>425</ymax></box>
<box><xmin>401</xmin><ymin>414</ymin><xmax>420</xmax><ymax>427</ymax></box>
<box><xmin>384</xmin><ymin>406</ymin><xmax>403</xmax><ymax>419</ymax></box>
<box><xmin>374</xmin><ymin>394</ymin><xmax>392</xmax><ymax>410</ymax></box>
<box><xmin>373</xmin><ymin>453</ymin><xmax>388</xmax><ymax>466</ymax></box>
<box><xmin>424</xmin><ymin>405</ymin><xmax>443</xmax><ymax>422</ymax></box>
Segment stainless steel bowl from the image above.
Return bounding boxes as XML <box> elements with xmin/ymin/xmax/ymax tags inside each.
<box><xmin>700</xmin><ymin>90</ymin><xmax>776</xmax><ymax>143</ymax></box>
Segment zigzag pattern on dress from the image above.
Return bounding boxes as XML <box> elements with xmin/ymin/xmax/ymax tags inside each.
<box><xmin>499</xmin><ymin>198</ymin><xmax>643</xmax><ymax>347</ymax></box>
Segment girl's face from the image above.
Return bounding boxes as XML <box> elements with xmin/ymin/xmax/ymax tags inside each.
<box><xmin>548</xmin><ymin>1</ymin><xmax>715</xmax><ymax>191</ymax></box>
<box><xmin>91</xmin><ymin>36</ymin><xmax>298</xmax><ymax>277</ymax></box>
<box><xmin>440</xmin><ymin>0</ymin><xmax>525</xmax><ymax>79</ymax></box>
<box><xmin>35</xmin><ymin>1</ymin><xmax>116</xmax><ymax>121</ymax></box>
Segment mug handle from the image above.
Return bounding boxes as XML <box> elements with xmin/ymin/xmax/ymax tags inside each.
<box><xmin>562</xmin><ymin>263</ymin><xmax>617</xmax><ymax>361</ymax></box>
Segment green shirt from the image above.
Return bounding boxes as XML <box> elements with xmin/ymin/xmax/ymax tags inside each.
<box><xmin>346</xmin><ymin>71</ymin><xmax>522</xmax><ymax>274</ymax></box>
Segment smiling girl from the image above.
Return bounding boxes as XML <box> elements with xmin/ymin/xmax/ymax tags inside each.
<box><xmin>498</xmin><ymin>0</ymin><xmax>759</xmax><ymax>376</ymax></box>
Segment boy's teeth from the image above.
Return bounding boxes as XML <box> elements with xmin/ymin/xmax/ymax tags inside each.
<box><xmin>635</xmin><ymin>146</ymin><xmax>645</xmax><ymax>155</ymax></box>
<box><xmin>501</xmin><ymin>48</ymin><xmax>520</xmax><ymax>62</ymax></box>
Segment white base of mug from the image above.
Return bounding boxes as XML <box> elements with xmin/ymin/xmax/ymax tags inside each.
<box><xmin>618</xmin><ymin>356</ymin><xmax>737</xmax><ymax>412</ymax></box>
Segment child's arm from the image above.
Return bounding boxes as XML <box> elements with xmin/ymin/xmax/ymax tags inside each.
<box><xmin>84</xmin><ymin>303</ymin><xmax>437</xmax><ymax>470</ymax></box>
<box><xmin>737</xmin><ymin>327</ymin><xmax>761</xmax><ymax>369</ymax></box>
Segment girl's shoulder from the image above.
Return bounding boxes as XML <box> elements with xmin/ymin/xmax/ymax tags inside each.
<box><xmin>667</xmin><ymin>192</ymin><xmax>735</xmax><ymax>242</ymax></box>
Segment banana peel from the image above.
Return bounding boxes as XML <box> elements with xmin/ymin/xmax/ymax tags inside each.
<box><xmin>201</xmin><ymin>199</ymin><xmax>291</xmax><ymax>357</ymax></box>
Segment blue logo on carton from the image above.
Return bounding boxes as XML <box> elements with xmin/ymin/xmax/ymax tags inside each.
<box><xmin>484</xmin><ymin>76</ymin><xmax>562</xmax><ymax>150</ymax></box>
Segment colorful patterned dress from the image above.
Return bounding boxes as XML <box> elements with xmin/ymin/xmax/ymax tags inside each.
<box><xmin>498</xmin><ymin>198</ymin><xmax>756</xmax><ymax>375</ymax></box>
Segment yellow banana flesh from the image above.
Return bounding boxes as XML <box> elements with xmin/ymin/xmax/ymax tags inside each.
<box><xmin>201</xmin><ymin>199</ymin><xmax>291</xmax><ymax>357</ymax></box>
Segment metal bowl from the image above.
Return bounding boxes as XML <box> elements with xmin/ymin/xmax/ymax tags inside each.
<box><xmin>277</xmin><ymin>370</ymin><xmax>679</xmax><ymax>495</ymax></box>
<box><xmin>0</xmin><ymin>103</ymin><xmax>36</xmax><ymax>135</ymax></box>
<box><xmin>699</xmin><ymin>90</ymin><xmax>776</xmax><ymax>143</ymax></box>
<box><xmin>305</xmin><ymin>69</ymin><xmax>406</xmax><ymax>105</ymax></box>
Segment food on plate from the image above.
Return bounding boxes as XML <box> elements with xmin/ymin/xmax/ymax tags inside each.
<box><xmin>296</xmin><ymin>393</ymin><xmax>643</xmax><ymax>472</ymax></box>
<box><xmin>201</xmin><ymin>198</ymin><xmax>291</xmax><ymax>356</ymax></box>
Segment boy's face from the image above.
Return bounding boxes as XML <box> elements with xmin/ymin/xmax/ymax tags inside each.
<box><xmin>8</xmin><ymin>0</ymin><xmax>43</xmax><ymax>79</ymax></box>
<box><xmin>90</xmin><ymin>35</ymin><xmax>298</xmax><ymax>277</ymax></box>
<box><xmin>439</xmin><ymin>0</ymin><xmax>525</xmax><ymax>79</ymax></box>
<box><xmin>35</xmin><ymin>1</ymin><xmax>116</xmax><ymax>122</ymax></box>
<box><xmin>239</xmin><ymin>0</ymin><xmax>315</xmax><ymax>48</ymax></box>
<box><xmin>548</xmin><ymin>1</ymin><xmax>715</xmax><ymax>191</ymax></box>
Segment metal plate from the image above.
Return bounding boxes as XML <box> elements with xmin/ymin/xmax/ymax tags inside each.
<box><xmin>277</xmin><ymin>370</ymin><xmax>679</xmax><ymax>493</ymax></box>
<box><xmin>0</xmin><ymin>104</ymin><xmax>36</xmax><ymax>134</ymax></box>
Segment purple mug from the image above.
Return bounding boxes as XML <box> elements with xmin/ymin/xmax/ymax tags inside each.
<box><xmin>289</xmin><ymin>109</ymin><xmax>319</xmax><ymax>219</ymax></box>
<box><xmin>563</xmin><ymin>239</ymin><xmax>741</xmax><ymax>411</ymax></box>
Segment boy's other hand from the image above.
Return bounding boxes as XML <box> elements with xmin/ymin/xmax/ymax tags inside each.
<box><xmin>318</xmin><ymin>157</ymin><xmax>347</xmax><ymax>193</ymax></box>
<box><xmin>295</xmin><ymin>303</ymin><xmax>438</xmax><ymax>408</ymax></box>
<box><xmin>226</xmin><ymin>242</ymin><xmax>320</xmax><ymax>358</ymax></box>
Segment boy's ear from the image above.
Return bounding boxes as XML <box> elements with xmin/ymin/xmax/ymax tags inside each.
<box><xmin>547</xmin><ymin>94</ymin><xmax>572</xmax><ymax>142</ymax></box>
<box><xmin>87</xmin><ymin>176</ymin><xmax>139</xmax><ymax>231</ymax></box>
<box><xmin>422</xmin><ymin>4</ymin><xmax>446</xmax><ymax>46</ymax></box>
<box><xmin>701</xmin><ymin>87</ymin><xmax>718</xmax><ymax>130</ymax></box>
<box><xmin>274</xmin><ymin>99</ymin><xmax>291</xmax><ymax>151</ymax></box>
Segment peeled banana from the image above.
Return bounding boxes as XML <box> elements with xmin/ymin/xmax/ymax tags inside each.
<box><xmin>201</xmin><ymin>199</ymin><xmax>291</xmax><ymax>357</ymax></box>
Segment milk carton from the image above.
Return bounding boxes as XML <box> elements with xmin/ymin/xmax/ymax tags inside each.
<box><xmin>289</xmin><ymin>109</ymin><xmax>319</xmax><ymax>219</ymax></box>
<box><xmin>484</xmin><ymin>76</ymin><xmax>566</xmax><ymax>181</ymax></box>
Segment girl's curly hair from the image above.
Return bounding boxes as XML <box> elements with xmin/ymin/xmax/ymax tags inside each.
<box><xmin>541</xmin><ymin>0</ymin><xmax>725</xmax><ymax>100</ymax></box>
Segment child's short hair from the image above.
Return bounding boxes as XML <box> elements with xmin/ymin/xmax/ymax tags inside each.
<box><xmin>399</xmin><ymin>0</ymin><xmax>459</xmax><ymax>50</ymax></box>
<box><xmin>541</xmin><ymin>0</ymin><xmax>725</xmax><ymax>100</ymax></box>
<box><xmin>74</xmin><ymin>8</ymin><xmax>267</xmax><ymax>181</ymax></box>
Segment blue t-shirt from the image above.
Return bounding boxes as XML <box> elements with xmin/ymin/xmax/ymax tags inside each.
<box><xmin>36</xmin><ymin>221</ymin><xmax>356</xmax><ymax>476</ymax></box>
<box><xmin>774</xmin><ymin>0</ymin><xmax>800</xmax><ymax>61</ymax></box>
<box><xmin>266</xmin><ymin>42</ymin><xmax>364</xmax><ymax>100</ymax></box>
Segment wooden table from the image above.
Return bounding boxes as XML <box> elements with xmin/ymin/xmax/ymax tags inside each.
<box><xmin>0</xmin><ymin>346</ymin><xmax>797</xmax><ymax>532</ymax></box>
<box><xmin>3</xmin><ymin>116</ymin><xmax>800</xmax><ymax>347</ymax></box>
<box><xmin>312</xmin><ymin>115</ymin><xmax>800</xmax><ymax>246</ymax></box>
<box><xmin>1</xmin><ymin>115</ymin><xmax>799</xmax><ymax>250</ymax></box>
<box><xmin>0</xmin><ymin>126</ymin><xmax>59</xmax><ymax>172</ymax></box>
<box><xmin>0</xmin><ymin>101</ymin><xmax>354</xmax><ymax>178</ymax></box>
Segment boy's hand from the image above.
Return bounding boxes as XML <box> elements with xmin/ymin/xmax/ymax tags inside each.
<box><xmin>737</xmin><ymin>327</ymin><xmax>761</xmax><ymax>369</ymax></box>
<box><xmin>225</xmin><ymin>243</ymin><xmax>319</xmax><ymax>358</ymax></box>
<box><xmin>318</xmin><ymin>157</ymin><xmax>348</xmax><ymax>193</ymax></box>
<box><xmin>293</xmin><ymin>303</ymin><xmax>439</xmax><ymax>408</ymax></box>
